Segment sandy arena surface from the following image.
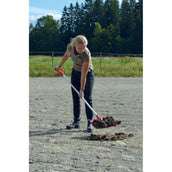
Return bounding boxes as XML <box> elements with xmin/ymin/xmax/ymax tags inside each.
<box><xmin>29</xmin><ymin>77</ymin><xmax>143</xmax><ymax>172</ymax></box>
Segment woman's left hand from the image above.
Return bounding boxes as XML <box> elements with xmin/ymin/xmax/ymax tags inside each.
<box><xmin>78</xmin><ymin>90</ymin><xmax>84</xmax><ymax>99</ymax></box>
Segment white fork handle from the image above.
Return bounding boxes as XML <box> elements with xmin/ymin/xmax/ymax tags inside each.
<box><xmin>63</xmin><ymin>74</ymin><xmax>97</xmax><ymax>116</ymax></box>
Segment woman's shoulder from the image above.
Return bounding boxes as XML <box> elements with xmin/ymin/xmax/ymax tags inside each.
<box><xmin>67</xmin><ymin>43</ymin><xmax>72</xmax><ymax>51</ymax></box>
<box><xmin>84</xmin><ymin>47</ymin><xmax>90</xmax><ymax>55</ymax></box>
<box><xmin>82</xmin><ymin>47</ymin><xmax>91</xmax><ymax>61</ymax></box>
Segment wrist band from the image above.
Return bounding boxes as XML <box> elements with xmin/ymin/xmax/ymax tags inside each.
<box><xmin>80</xmin><ymin>88</ymin><xmax>84</xmax><ymax>91</ymax></box>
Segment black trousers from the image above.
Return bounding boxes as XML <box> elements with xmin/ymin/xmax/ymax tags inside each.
<box><xmin>71</xmin><ymin>68</ymin><xmax>95</xmax><ymax>120</ymax></box>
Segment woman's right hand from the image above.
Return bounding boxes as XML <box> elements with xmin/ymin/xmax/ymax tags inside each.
<box><xmin>55</xmin><ymin>49</ymin><xmax>70</xmax><ymax>70</ymax></box>
<box><xmin>55</xmin><ymin>65</ymin><xmax>61</xmax><ymax>70</ymax></box>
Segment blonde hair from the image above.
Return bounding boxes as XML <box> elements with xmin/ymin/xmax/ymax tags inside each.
<box><xmin>71</xmin><ymin>35</ymin><xmax>88</xmax><ymax>49</ymax></box>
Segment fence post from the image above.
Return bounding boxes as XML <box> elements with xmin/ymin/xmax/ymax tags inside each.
<box><xmin>52</xmin><ymin>51</ymin><xmax>54</xmax><ymax>68</ymax></box>
<box><xmin>100</xmin><ymin>52</ymin><xmax>102</xmax><ymax>70</ymax></box>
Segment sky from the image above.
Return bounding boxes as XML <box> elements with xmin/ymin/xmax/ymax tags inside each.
<box><xmin>30</xmin><ymin>0</ymin><xmax>87</xmax><ymax>25</ymax></box>
<box><xmin>29</xmin><ymin>0</ymin><xmax>123</xmax><ymax>25</ymax></box>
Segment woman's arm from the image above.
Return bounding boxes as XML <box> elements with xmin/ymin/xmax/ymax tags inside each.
<box><xmin>55</xmin><ymin>49</ymin><xmax>71</xmax><ymax>69</ymax></box>
<box><xmin>78</xmin><ymin>60</ymin><xmax>90</xmax><ymax>99</ymax></box>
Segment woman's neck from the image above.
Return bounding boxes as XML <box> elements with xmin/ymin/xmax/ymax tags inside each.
<box><xmin>74</xmin><ymin>47</ymin><xmax>79</xmax><ymax>55</ymax></box>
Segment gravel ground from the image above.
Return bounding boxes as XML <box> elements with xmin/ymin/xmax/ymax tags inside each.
<box><xmin>29</xmin><ymin>77</ymin><xmax>143</xmax><ymax>172</ymax></box>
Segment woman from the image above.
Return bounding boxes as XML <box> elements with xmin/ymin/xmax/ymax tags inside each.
<box><xmin>55</xmin><ymin>35</ymin><xmax>95</xmax><ymax>132</ymax></box>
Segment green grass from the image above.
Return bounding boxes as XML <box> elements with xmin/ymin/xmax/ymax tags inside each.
<box><xmin>29</xmin><ymin>55</ymin><xmax>143</xmax><ymax>77</ymax></box>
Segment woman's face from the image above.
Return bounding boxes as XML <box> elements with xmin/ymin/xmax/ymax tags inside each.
<box><xmin>75</xmin><ymin>44</ymin><xmax>86</xmax><ymax>54</ymax></box>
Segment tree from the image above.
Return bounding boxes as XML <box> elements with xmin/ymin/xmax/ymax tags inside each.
<box><xmin>130</xmin><ymin>0</ymin><xmax>136</xmax><ymax>9</ymax></box>
<box><xmin>119</xmin><ymin>0</ymin><xmax>135</xmax><ymax>53</ymax></box>
<box><xmin>68</xmin><ymin>3</ymin><xmax>75</xmax><ymax>35</ymax></box>
<box><xmin>82</xmin><ymin>0</ymin><xmax>94</xmax><ymax>39</ymax></box>
<box><xmin>60</xmin><ymin>6</ymin><xmax>71</xmax><ymax>45</ymax></box>
<box><xmin>131</xmin><ymin>0</ymin><xmax>143</xmax><ymax>53</ymax></box>
<box><xmin>90</xmin><ymin>22</ymin><xmax>103</xmax><ymax>52</ymax></box>
<box><xmin>92</xmin><ymin>0</ymin><xmax>104</xmax><ymax>25</ymax></box>
<box><xmin>120</xmin><ymin>0</ymin><xmax>131</xmax><ymax>38</ymax></box>
<box><xmin>29</xmin><ymin>23</ymin><xmax>34</xmax><ymax>33</ymax></box>
<box><xmin>29</xmin><ymin>0</ymin><xmax>143</xmax><ymax>54</ymax></box>
<box><xmin>101</xmin><ymin>24</ymin><xmax>121</xmax><ymax>53</ymax></box>
<box><xmin>102</xmin><ymin>0</ymin><xmax>120</xmax><ymax>29</ymax></box>
<box><xmin>73</xmin><ymin>2</ymin><xmax>82</xmax><ymax>36</ymax></box>
<box><xmin>29</xmin><ymin>15</ymin><xmax>61</xmax><ymax>52</ymax></box>
<box><xmin>60</xmin><ymin>6</ymin><xmax>68</xmax><ymax>34</ymax></box>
